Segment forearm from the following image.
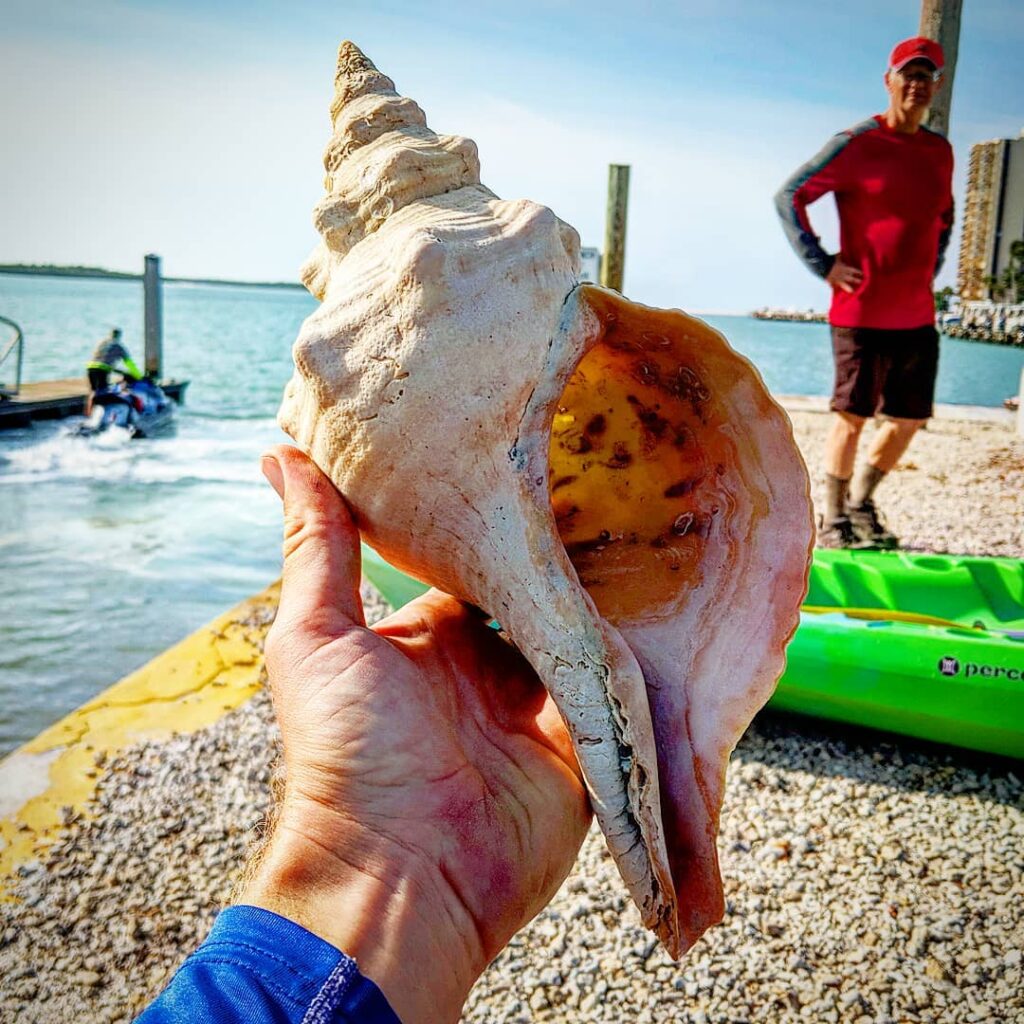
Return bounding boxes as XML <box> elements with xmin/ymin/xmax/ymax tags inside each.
<box><xmin>774</xmin><ymin>180</ymin><xmax>835</xmax><ymax>279</ymax></box>
<box><xmin>773</xmin><ymin>130</ymin><xmax>861</xmax><ymax>280</ymax></box>
<box><xmin>237</xmin><ymin>813</ymin><xmax>485</xmax><ymax>1024</ymax></box>
<box><xmin>935</xmin><ymin>203</ymin><xmax>954</xmax><ymax>276</ymax></box>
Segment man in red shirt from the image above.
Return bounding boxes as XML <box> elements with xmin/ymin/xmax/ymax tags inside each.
<box><xmin>775</xmin><ymin>37</ymin><xmax>954</xmax><ymax>549</ymax></box>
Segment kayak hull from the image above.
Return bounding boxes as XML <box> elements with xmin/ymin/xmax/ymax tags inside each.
<box><xmin>778</xmin><ymin>611</ymin><xmax>1024</xmax><ymax>758</ymax></box>
<box><xmin>361</xmin><ymin>546</ymin><xmax>1024</xmax><ymax>759</ymax></box>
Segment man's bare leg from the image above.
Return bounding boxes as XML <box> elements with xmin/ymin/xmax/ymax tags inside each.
<box><xmin>822</xmin><ymin>412</ymin><xmax>866</xmax><ymax>526</ymax></box>
<box><xmin>846</xmin><ymin>416</ymin><xmax>925</xmax><ymax>548</ymax></box>
<box><xmin>862</xmin><ymin>416</ymin><xmax>926</xmax><ymax>474</ymax></box>
<box><xmin>824</xmin><ymin>411</ymin><xmax>867</xmax><ymax>478</ymax></box>
<box><xmin>850</xmin><ymin>415</ymin><xmax>925</xmax><ymax>505</ymax></box>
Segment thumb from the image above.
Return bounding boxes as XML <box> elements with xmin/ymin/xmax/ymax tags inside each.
<box><xmin>261</xmin><ymin>444</ymin><xmax>366</xmax><ymax>639</ymax></box>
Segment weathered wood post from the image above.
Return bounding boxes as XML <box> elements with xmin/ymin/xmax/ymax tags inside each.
<box><xmin>143</xmin><ymin>254</ymin><xmax>163</xmax><ymax>379</ymax></box>
<box><xmin>600</xmin><ymin>164</ymin><xmax>630</xmax><ymax>293</ymax></box>
<box><xmin>919</xmin><ymin>0</ymin><xmax>962</xmax><ymax>136</ymax></box>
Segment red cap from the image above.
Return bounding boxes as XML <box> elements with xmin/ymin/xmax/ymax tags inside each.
<box><xmin>889</xmin><ymin>37</ymin><xmax>945</xmax><ymax>72</ymax></box>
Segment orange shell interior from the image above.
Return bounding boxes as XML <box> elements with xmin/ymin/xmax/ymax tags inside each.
<box><xmin>549</xmin><ymin>291</ymin><xmax>761</xmax><ymax>621</ymax></box>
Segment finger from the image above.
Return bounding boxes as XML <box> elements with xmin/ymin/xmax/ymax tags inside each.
<box><xmin>371</xmin><ymin>587</ymin><xmax>480</xmax><ymax>643</ymax></box>
<box><xmin>261</xmin><ymin>444</ymin><xmax>366</xmax><ymax>638</ymax></box>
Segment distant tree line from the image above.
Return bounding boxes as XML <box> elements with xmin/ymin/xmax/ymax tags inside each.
<box><xmin>0</xmin><ymin>263</ymin><xmax>305</xmax><ymax>290</ymax></box>
<box><xmin>0</xmin><ymin>263</ymin><xmax>139</xmax><ymax>280</ymax></box>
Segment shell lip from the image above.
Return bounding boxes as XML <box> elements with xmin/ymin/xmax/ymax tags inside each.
<box><xmin>515</xmin><ymin>283</ymin><xmax>683</xmax><ymax>946</ymax></box>
<box><xmin>522</xmin><ymin>282</ymin><xmax>815</xmax><ymax>958</ymax></box>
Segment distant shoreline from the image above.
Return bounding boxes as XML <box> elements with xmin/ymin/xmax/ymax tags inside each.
<box><xmin>750</xmin><ymin>307</ymin><xmax>827</xmax><ymax>323</ymax></box>
<box><xmin>0</xmin><ymin>264</ymin><xmax>306</xmax><ymax>291</ymax></box>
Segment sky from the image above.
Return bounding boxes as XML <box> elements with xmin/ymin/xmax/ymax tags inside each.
<box><xmin>1</xmin><ymin>0</ymin><xmax>1022</xmax><ymax>313</ymax></box>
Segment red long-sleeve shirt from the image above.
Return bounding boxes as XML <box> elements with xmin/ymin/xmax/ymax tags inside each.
<box><xmin>775</xmin><ymin>116</ymin><xmax>954</xmax><ymax>330</ymax></box>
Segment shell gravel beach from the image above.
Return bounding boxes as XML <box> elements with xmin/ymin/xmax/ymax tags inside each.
<box><xmin>1</xmin><ymin>409</ymin><xmax>1022</xmax><ymax>1023</ymax></box>
<box><xmin>793</xmin><ymin>412</ymin><xmax>1023</xmax><ymax>557</ymax></box>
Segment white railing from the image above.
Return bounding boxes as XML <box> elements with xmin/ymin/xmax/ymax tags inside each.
<box><xmin>0</xmin><ymin>316</ymin><xmax>24</xmax><ymax>397</ymax></box>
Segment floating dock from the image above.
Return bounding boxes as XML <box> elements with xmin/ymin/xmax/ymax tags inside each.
<box><xmin>0</xmin><ymin>377</ymin><xmax>189</xmax><ymax>430</ymax></box>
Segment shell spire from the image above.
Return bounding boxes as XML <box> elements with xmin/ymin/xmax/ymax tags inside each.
<box><xmin>301</xmin><ymin>41</ymin><xmax>482</xmax><ymax>299</ymax></box>
<box><xmin>329</xmin><ymin>41</ymin><xmax>399</xmax><ymax>121</ymax></box>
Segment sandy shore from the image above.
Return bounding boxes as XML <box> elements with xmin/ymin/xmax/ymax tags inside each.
<box><xmin>1</xmin><ymin>408</ymin><xmax>1022</xmax><ymax>1023</ymax></box>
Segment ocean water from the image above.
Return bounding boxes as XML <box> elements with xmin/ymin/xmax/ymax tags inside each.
<box><xmin>1</xmin><ymin>273</ymin><xmax>1022</xmax><ymax>754</ymax></box>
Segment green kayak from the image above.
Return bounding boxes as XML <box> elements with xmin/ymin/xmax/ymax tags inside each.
<box><xmin>784</xmin><ymin>550</ymin><xmax>1023</xmax><ymax>758</ymax></box>
<box><xmin>361</xmin><ymin>546</ymin><xmax>1024</xmax><ymax>759</ymax></box>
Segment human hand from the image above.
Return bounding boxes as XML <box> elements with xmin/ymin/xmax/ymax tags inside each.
<box><xmin>826</xmin><ymin>257</ymin><xmax>863</xmax><ymax>293</ymax></box>
<box><xmin>237</xmin><ymin>445</ymin><xmax>592</xmax><ymax>1024</ymax></box>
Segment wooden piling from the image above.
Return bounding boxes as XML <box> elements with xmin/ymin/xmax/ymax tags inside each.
<box><xmin>919</xmin><ymin>0</ymin><xmax>962</xmax><ymax>137</ymax></box>
<box><xmin>600</xmin><ymin>164</ymin><xmax>630</xmax><ymax>293</ymax></box>
<box><xmin>143</xmin><ymin>254</ymin><xmax>163</xmax><ymax>378</ymax></box>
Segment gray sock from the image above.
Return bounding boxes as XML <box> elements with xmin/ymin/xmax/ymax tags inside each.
<box><xmin>850</xmin><ymin>464</ymin><xmax>886</xmax><ymax>508</ymax></box>
<box><xmin>824</xmin><ymin>474</ymin><xmax>850</xmax><ymax>524</ymax></box>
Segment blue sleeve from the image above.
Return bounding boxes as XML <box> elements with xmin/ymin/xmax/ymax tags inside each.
<box><xmin>134</xmin><ymin>905</ymin><xmax>403</xmax><ymax>1024</ymax></box>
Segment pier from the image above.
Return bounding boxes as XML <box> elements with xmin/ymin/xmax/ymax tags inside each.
<box><xmin>0</xmin><ymin>377</ymin><xmax>189</xmax><ymax>430</ymax></box>
<box><xmin>0</xmin><ymin>254</ymin><xmax>189</xmax><ymax>430</ymax></box>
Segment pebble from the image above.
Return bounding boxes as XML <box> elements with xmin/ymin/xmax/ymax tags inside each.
<box><xmin>909</xmin><ymin>926</ymin><xmax>930</xmax><ymax>957</ymax></box>
<box><xmin>2</xmin><ymin>417</ymin><xmax>1023</xmax><ymax>1023</ymax></box>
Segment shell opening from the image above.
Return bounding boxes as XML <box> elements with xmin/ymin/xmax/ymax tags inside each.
<box><xmin>549</xmin><ymin>292</ymin><xmax>745</xmax><ymax>623</ymax></box>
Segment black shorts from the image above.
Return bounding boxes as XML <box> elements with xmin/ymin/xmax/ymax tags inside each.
<box><xmin>830</xmin><ymin>324</ymin><xmax>939</xmax><ymax>420</ymax></box>
<box><xmin>88</xmin><ymin>368</ymin><xmax>109</xmax><ymax>391</ymax></box>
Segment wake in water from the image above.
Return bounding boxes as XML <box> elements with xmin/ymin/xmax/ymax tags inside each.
<box><xmin>0</xmin><ymin>414</ymin><xmax>286</xmax><ymax>486</ymax></box>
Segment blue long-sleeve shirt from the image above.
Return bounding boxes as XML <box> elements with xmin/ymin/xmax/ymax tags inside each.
<box><xmin>135</xmin><ymin>905</ymin><xmax>403</xmax><ymax>1023</ymax></box>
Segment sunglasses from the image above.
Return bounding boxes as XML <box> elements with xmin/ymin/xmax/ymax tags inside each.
<box><xmin>891</xmin><ymin>66</ymin><xmax>942</xmax><ymax>84</ymax></box>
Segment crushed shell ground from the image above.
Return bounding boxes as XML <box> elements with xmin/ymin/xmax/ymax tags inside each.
<box><xmin>1</xmin><ymin>410</ymin><xmax>1022</xmax><ymax>1023</ymax></box>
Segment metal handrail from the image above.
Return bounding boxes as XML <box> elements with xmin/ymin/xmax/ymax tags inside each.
<box><xmin>0</xmin><ymin>315</ymin><xmax>24</xmax><ymax>397</ymax></box>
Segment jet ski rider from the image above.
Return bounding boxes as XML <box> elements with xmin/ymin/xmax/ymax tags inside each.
<box><xmin>85</xmin><ymin>328</ymin><xmax>143</xmax><ymax>415</ymax></box>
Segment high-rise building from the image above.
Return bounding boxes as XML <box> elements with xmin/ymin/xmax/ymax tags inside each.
<box><xmin>957</xmin><ymin>132</ymin><xmax>1024</xmax><ymax>300</ymax></box>
<box><xmin>579</xmin><ymin>246</ymin><xmax>602</xmax><ymax>284</ymax></box>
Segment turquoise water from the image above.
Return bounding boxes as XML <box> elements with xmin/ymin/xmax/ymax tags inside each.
<box><xmin>1</xmin><ymin>273</ymin><xmax>1022</xmax><ymax>754</ymax></box>
<box><xmin>0</xmin><ymin>275</ymin><xmax>313</xmax><ymax>754</ymax></box>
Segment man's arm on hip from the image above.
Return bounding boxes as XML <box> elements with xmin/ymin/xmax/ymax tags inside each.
<box><xmin>773</xmin><ymin>120</ymin><xmax>874</xmax><ymax>279</ymax></box>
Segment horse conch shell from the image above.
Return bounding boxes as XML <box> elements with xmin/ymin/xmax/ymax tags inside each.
<box><xmin>280</xmin><ymin>41</ymin><xmax>814</xmax><ymax>958</ymax></box>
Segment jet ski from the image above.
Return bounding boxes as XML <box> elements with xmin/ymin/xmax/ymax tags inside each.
<box><xmin>74</xmin><ymin>376</ymin><xmax>175</xmax><ymax>438</ymax></box>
